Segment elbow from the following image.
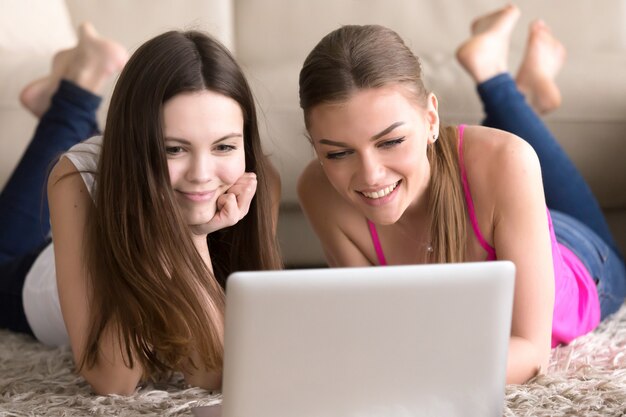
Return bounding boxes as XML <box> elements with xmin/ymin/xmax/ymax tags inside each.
<box><xmin>506</xmin><ymin>336</ymin><xmax>549</xmax><ymax>384</ymax></box>
<box><xmin>87</xmin><ymin>377</ymin><xmax>139</xmax><ymax>396</ymax></box>
<box><xmin>183</xmin><ymin>370</ymin><xmax>222</xmax><ymax>391</ymax></box>
<box><xmin>81</xmin><ymin>368</ymin><xmax>142</xmax><ymax>396</ymax></box>
<box><xmin>506</xmin><ymin>363</ymin><xmax>541</xmax><ymax>385</ymax></box>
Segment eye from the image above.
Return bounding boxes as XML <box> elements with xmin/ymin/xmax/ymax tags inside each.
<box><xmin>378</xmin><ymin>137</ymin><xmax>405</xmax><ymax>149</ymax></box>
<box><xmin>326</xmin><ymin>150</ymin><xmax>353</xmax><ymax>160</ymax></box>
<box><xmin>215</xmin><ymin>144</ymin><xmax>237</xmax><ymax>153</ymax></box>
<box><xmin>165</xmin><ymin>146</ymin><xmax>185</xmax><ymax>155</ymax></box>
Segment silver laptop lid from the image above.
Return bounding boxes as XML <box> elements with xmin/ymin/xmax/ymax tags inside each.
<box><xmin>222</xmin><ymin>261</ymin><xmax>515</xmax><ymax>417</ymax></box>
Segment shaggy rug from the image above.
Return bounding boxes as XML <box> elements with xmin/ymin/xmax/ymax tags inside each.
<box><xmin>2</xmin><ymin>304</ymin><xmax>626</xmax><ymax>416</ymax></box>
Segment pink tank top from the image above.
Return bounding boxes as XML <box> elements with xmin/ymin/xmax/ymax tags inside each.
<box><xmin>367</xmin><ymin>125</ymin><xmax>600</xmax><ymax>346</ymax></box>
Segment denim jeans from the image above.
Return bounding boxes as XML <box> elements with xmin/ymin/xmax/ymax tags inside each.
<box><xmin>477</xmin><ymin>73</ymin><xmax>626</xmax><ymax>319</ymax></box>
<box><xmin>0</xmin><ymin>80</ymin><xmax>100</xmax><ymax>334</ymax></box>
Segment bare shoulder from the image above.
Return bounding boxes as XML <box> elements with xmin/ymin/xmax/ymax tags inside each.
<box><xmin>297</xmin><ymin>159</ymin><xmax>352</xmax><ymax>217</ymax></box>
<box><xmin>47</xmin><ymin>155</ymin><xmax>92</xmax><ymax>263</ymax></box>
<box><xmin>461</xmin><ymin>125</ymin><xmax>541</xmax><ymax>189</ymax></box>
<box><xmin>297</xmin><ymin>159</ymin><xmax>373</xmax><ymax>266</ymax></box>
<box><xmin>298</xmin><ymin>160</ymin><xmax>364</xmax><ymax>232</ymax></box>
<box><xmin>458</xmin><ymin>125</ymin><xmax>544</xmax><ymax>249</ymax></box>
<box><xmin>49</xmin><ymin>155</ymin><xmax>77</xmax><ymax>180</ymax></box>
<box><xmin>298</xmin><ymin>159</ymin><xmax>329</xmax><ymax>195</ymax></box>
<box><xmin>48</xmin><ymin>156</ymin><xmax>88</xmax><ymax>197</ymax></box>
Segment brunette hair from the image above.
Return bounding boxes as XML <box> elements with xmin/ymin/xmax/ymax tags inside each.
<box><xmin>82</xmin><ymin>30</ymin><xmax>282</xmax><ymax>379</ymax></box>
<box><xmin>299</xmin><ymin>25</ymin><xmax>467</xmax><ymax>263</ymax></box>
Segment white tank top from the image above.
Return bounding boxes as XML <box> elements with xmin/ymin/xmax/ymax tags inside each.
<box><xmin>22</xmin><ymin>136</ymin><xmax>101</xmax><ymax>346</ymax></box>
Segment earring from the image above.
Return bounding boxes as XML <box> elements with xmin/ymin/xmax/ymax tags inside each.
<box><xmin>433</xmin><ymin>133</ymin><xmax>438</xmax><ymax>142</ymax></box>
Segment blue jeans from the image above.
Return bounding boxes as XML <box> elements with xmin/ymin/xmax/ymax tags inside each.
<box><xmin>0</xmin><ymin>80</ymin><xmax>100</xmax><ymax>334</ymax></box>
<box><xmin>477</xmin><ymin>73</ymin><xmax>626</xmax><ymax>319</ymax></box>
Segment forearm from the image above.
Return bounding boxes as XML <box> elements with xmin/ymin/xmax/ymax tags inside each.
<box><xmin>81</xmin><ymin>359</ymin><xmax>144</xmax><ymax>396</ymax></box>
<box><xmin>506</xmin><ymin>336</ymin><xmax>549</xmax><ymax>384</ymax></box>
<box><xmin>182</xmin><ymin>350</ymin><xmax>222</xmax><ymax>390</ymax></box>
<box><xmin>75</xmin><ymin>326</ymin><xmax>144</xmax><ymax>396</ymax></box>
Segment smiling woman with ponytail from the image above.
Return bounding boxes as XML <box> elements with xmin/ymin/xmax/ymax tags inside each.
<box><xmin>297</xmin><ymin>5</ymin><xmax>625</xmax><ymax>386</ymax></box>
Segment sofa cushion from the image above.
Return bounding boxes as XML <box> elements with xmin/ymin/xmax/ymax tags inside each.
<box><xmin>236</xmin><ymin>0</ymin><xmax>626</xmax><ymax>210</ymax></box>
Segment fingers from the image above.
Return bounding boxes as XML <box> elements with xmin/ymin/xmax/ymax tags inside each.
<box><xmin>194</xmin><ymin>172</ymin><xmax>258</xmax><ymax>235</ymax></box>
<box><xmin>225</xmin><ymin>172</ymin><xmax>257</xmax><ymax>213</ymax></box>
<box><xmin>214</xmin><ymin>192</ymin><xmax>239</xmax><ymax>225</ymax></box>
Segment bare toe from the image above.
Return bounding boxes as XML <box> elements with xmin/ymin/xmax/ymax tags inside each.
<box><xmin>63</xmin><ymin>22</ymin><xmax>129</xmax><ymax>94</ymax></box>
<box><xmin>470</xmin><ymin>3</ymin><xmax>520</xmax><ymax>35</ymax></box>
<box><xmin>516</xmin><ymin>20</ymin><xmax>567</xmax><ymax>114</ymax></box>
<box><xmin>456</xmin><ymin>4</ymin><xmax>520</xmax><ymax>83</ymax></box>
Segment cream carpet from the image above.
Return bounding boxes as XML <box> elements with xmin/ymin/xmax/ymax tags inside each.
<box><xmin>2</xmin><ymin>304</ymin><xmax>626</xmax><ymax>416</ymax></box>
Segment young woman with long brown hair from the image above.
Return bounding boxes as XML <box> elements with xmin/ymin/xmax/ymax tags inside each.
<box><xmin>297</xmin><ymin>5</ymin><xmax>625</xmax><ymax>384</ymax></box>
<box><xmin>0</xmin><ymin>25</ymin><xmax>281</xmax><ymax>395</ymax></box>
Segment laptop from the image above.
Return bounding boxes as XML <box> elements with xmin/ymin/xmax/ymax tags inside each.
<box><xmin>192</xmin><ymin>261</ymin><xmax>515</xmax><ymax>417</ymax></box>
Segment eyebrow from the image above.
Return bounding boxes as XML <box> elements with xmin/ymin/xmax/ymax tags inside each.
<box><xmin>318</xmin><ymin>121</ymin><xmax>405</xmax><ymax>147</ymax></box>
<box><xmin>164</xmin><ymin>133</ymin><xmax>243</xmax><ymax>145</ymax></box>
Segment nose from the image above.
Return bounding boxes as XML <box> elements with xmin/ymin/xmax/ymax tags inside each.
<box><xmin>358</xmin><ymin>152</ymin><xmax>385</xmax><ymax>186</ymax></box>
<box><xmin>186</xmin><ymin>153</ymin><xmax>214</xmax><ymax>184</ymax></box>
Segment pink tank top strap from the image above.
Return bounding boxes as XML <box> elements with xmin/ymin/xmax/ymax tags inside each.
<box><xmin>367</xmin><ymin>219</ymin><xmax>388</xmax><ymax>266</ymax></box>
<box><xmin>458</xmin><ymin>124</ymin><xmax>497</xmax><ymax>260</ymax></box>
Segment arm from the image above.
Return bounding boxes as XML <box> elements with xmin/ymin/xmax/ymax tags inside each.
<box><xmin>182</xmin><ymin>164</ymin><xmax>280</xmax><ymax>389</ymax></box>
<box><xmin>181</xmin><ymin>350</ymin><xmax>222</xmax><ymax>390</ymax></box>
<box><xmin>489</xmin><ymin>137</ymin><xmax>554</xmax><ymax>384</ymax></box>
<box><xmin>297</xmin><ymin>160</ymin><xmax>372</xmax><ymax>267</ymax></box>
<box><xmin>48</xmin><ymin>158</ymin><xmax>143</xmax><ymax>395</ymax></box>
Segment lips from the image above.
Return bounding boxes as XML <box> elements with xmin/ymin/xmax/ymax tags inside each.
<box><xmin>177</xmin><ymin>190</ymin><xmax>216</xmax><ymax>202</ymax></box>
<box><xmin>359</xmin><ymin>180</ymin><xmax>400</xmax><ymax>199</ymax></box>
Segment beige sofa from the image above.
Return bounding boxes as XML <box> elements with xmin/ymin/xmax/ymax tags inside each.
<box><xmin>1</xmin><ymin>0</ymin><xmax>625</xmax><ymax>266</ymax></box>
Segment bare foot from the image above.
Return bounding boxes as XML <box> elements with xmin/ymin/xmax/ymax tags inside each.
<box><xmin>516</xmin><ymin>20</ymin><xmax>566</xmax><ymax>115</ymax></box>
<box><xmin>19</xmin><ymin>22</ymin><xmax>128</xmax><ymax>118</ymax></box>
<box><xmin>19</xmin><ymin>49</ymin><xmax>74</xmax><ymax>118</ymax></box>
<box><xmin>456</xmin><ymin>4</ymin><xmax>521</xmax><ymax>83</ymax></box>
<box><xmin>64</xmin><ymin>23</ymin><xmax>129</xmax><ymax>95</ymax></box>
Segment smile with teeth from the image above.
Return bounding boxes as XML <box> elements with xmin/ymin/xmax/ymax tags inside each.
<box><xmin>360</xmin><ymin>181</ymin><xmax>400</xmax><ymax>199</ymax></box>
